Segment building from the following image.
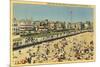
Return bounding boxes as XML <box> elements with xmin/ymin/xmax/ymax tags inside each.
<box><xmin>54</xmin><ymin>21</ymin><xmax>63</xmax><ymax>30</ymax></box>
<box><xmin>37</xmin><ymin>21</ymin><xmax>48</xmax><ymax>32</ymax></box>
<box><xmin>12</xmin><ymin>17</ymin><xmax>19</xmax><ymax>35</ymax></box>
<box><xmin>47</xmin><ymin>21</ymin><xmax>55</xmax><ymax>30</ymax></box>
<box><xmin>65</xmin><ymin>22</ymin><xmax>83</xmax><ymax>30</ymax></box>
<box><xmin>84</xmin><ymin>21</ymin><xmax>93</xmax><ymax>30</ymax></box>
<box><xmin>19</xmin><ymin>19</ymin><xmax>34</xmax><ymax>36</ymax></box>
<box><xmin>74</xmin><ymin>22</ymin><xmax>82</xmax><ymax>30</ymax></box>
<box><xmin>33</xmin><ymin>21</ymin><xmax>41</xmax><ymax>32</ymax></box>
<box><xmin>65</xmin><ymin>22</ymin><xmax>72</xmax><ymax>30</ymax></box>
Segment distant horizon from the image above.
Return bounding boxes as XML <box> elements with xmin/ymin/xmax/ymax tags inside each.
<box><xmin>14</xmin><ymin>3</ymin><xmax>94</xmax><ymax>23</ymax></box>
<box><xmin>14</xmin><ymin>17</ymin><xmax>92</xmax><ymax>23</ymax></box>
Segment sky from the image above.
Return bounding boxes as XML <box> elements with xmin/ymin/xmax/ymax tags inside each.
<box><xmin>13</xmin><ymin>3</ymin><xmax>94</xmax><ymax>22</ymax></box>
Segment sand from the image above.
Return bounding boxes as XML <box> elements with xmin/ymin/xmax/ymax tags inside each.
<box><xmin>12</xmin><ymin>32</ymin><xmax>94</xmax><ymax>65</ymax></box>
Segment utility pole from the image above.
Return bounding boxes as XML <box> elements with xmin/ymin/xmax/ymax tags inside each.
<box><xmin>70</xmin><ymin>10</ymin><xmax>72</xmax><ymax>23</ymax></box>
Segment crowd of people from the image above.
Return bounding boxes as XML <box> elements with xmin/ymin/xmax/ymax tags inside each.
<box><xmin>13</xmin><ymin>32</ymin><xmax>94</xmax><ymax>65</ymax></box>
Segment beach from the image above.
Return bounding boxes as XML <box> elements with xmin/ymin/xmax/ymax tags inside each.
<box><xmin>12</xmin><ymin>32</ymin><xmax>94</xmax><ymax>64</ymax></box>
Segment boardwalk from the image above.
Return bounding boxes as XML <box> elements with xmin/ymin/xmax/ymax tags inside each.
<box><xmin>13</xmin><ymin>30</ymin><xmax>93</xmax><ymax>50</ymax></box>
